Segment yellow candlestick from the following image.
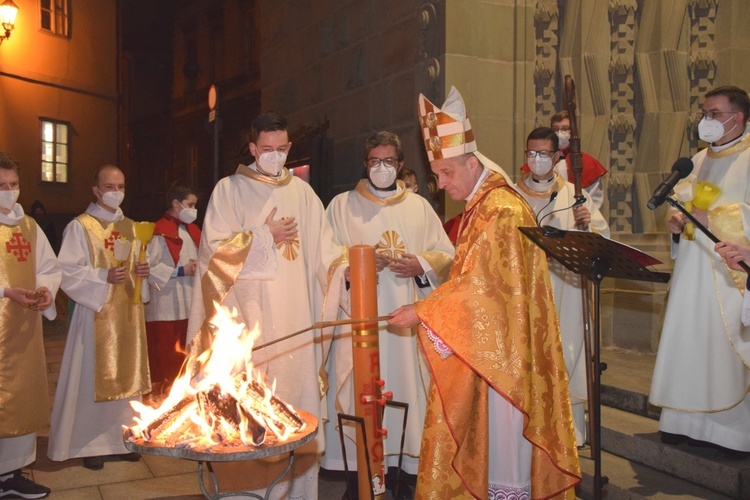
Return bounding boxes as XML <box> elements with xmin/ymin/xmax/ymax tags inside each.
<box><xmin>132</xmin><ymin>222</ymin><xmax>155</xmax><ymax>305</ymax></box>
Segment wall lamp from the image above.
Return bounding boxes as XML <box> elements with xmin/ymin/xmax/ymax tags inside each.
<box><xmin>0</xmin><ymin>0</ymin><xmax>19</xmax><ymax>46</ymax></box>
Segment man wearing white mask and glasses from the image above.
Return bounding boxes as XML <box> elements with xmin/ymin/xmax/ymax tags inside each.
<box><xmin>49</xmin><ymin>165</ymin><xmax>151</xmax><ymax>471</ymax></box>
<box><xmin>145</xmin><ymin>183</ymin><xmax>201</xmax><ymax>398</ymax></box>
<box><xmin>521</xmin><ymin>111</ymin><xmax>608</xmax><ymax>211</ymax></box>
<box><xmin>323</xmin><ymin>131</ymin><xmax>454</xmax><ymax>493</ymax></box>
<box><xmin>186</xmin><ymin>111</ymin><xmax>346</xmax><ymax>498</ymax></box>
<box><xmin>515</xmin><ymin>127</ymin><xmax>608</xmax><ymax>447</ymax></box>
<box><xmin>651</xmin><ymin>85</ymin><xmax>750</xmax><ymax>460</ymax></box>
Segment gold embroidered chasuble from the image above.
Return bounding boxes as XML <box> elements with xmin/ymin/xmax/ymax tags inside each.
<box><xmin>0</xmin><ymin>217</ymin><xmax>49</xmax><ymax>437</ymax></box>
<box><xmin>76</xmin><ymin>213</ymin><xmax>150</xmax><ymax>401</ymax></box>
<box><xmin>414</xmin><ymin>173</ymin><xmax>580</xmax><ymax>499</ymax></box>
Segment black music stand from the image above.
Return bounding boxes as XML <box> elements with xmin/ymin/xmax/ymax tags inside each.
<box><xmin>519</xmin><ymin>226</ymin><xmax>670</xmax><ymax>500</ymax></box>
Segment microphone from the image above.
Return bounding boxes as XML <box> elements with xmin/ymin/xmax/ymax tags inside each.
<box><xmin>538</xmin><ymin>195</ymin><xmax>583</xmax><ymax>228</ymax></box>
<box><xmin>647</xmin><ymin>157</ymin><xmax>694</xmax><ymax>210</ymax></box>
<box><xmin>535</xmin><ymin>191</ymin><xmax>558</xmax><ymax>226</ymax></box>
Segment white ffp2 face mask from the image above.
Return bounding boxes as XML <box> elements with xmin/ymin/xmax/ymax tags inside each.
<box><xmin>556</xmin><ymin>131</ymin><xmax>571</xmax><ymax>149</ymax></box>
<box><xmin>529</xmin><ymin>156</ymin><xmax>554</xmax><ymax>177</ymax></box>
<box><xmin>698</xmin><ymin>116</ymin><xmax>737</xmax><ymax>144</ymax></box>
<box><xmin>257</xmin><ymin>151</ymin><xmax>287</xmax><ymax>176</ymax></box>
<box><xmin>178</xmin><ymin>206</ymin><xmax>198</xmax><ymax>224</ymax></box>
<box><xmin>0</xmin><ymin>189</ymin><xmax>20</xmax><ymax>211</ymax></box>
<box><xmin>98</xmin><ymin>190</ymin><xmax>124</xmax><ymax>209</ymax></box>
<box><xmin>369</xmin><ymin>165</ymin><xmax>398</xmax><ymax>189</ymax></box>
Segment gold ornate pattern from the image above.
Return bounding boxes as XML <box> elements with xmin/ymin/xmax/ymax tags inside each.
<box><xmin>376</xmin><ymin>230</ymin><xmax>405</xmax><ymax>259</ymax></box>
<box><xmin>414</xmin><ymin>173</ymin><xmax>580</xmax><ymax>498</ymax></box>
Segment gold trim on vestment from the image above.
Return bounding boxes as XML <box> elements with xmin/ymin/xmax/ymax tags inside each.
<box><xmin>0</xmin><ymin>217</ymin><xmax>49</xmax><ymax>437</ymax></box>
<box><xmin>76</xmin><ymin>213</ymin><xmax>151</xmax><ymax>401</ymax></box>
<box><xmin>707</xmin><ymin>133</ymin><xmax>750</xmax><ymax>159</ymax></box>
<box><xmin>187</xmin><ymin>231</ymin><xmax>254</xmax><ymax>364</ymax></box>
<box><xmin>354</xmin><ymin>179</ymin><xmax>409</xmax><ymax>206</ymax></box>
<box><xmin>515</xmin><ymin>173</ymin><xmax>566</xmax><ymax>199</ymax></box>
<box><xmin>235</xmin><ymin>164</ymin><xmax>293</xmax><ymax>186</ymax></box>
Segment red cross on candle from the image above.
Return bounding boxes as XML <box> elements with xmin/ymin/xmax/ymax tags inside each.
<box><xmin>5</xmin><ymin>232</ymin><xmax>32</xmax><ymax>262</ymax></box>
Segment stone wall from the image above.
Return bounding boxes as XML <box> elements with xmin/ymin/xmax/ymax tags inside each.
<box><xmin>255</xmin><ymin>0</ymin><xmax>750</xmax><ymax>353</ymax></box>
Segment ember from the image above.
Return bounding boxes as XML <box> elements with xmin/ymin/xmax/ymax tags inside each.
<box><xmin>125</xmin><ymin>304</ymin><xmax>306</xmax><ymax>453</ymax></box>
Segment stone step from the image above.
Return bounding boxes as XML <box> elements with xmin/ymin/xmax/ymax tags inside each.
<box><xmin>577</xmin><ymin>449</ymin><xmax>733</xmax><ymax>499</ymax></box>
<box><xmin>597</xmin><ymin>405</ymin><xmax>750</xmax><ymax>498</ymax></box>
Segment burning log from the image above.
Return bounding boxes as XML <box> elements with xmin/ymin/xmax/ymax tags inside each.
<box><xmin>136</xmin><ymin>398</ymin><xmax>194</xmax><ymax>442</ymax></box>
<box><xmin>197</xmin><ymin>385</ymin><xmax>267</xmax><ymax>446</ymax></box>
<box><xmin>126</xmin><ymin>304</ymin><xmax>311</xmax><ymax>454</ymax></box>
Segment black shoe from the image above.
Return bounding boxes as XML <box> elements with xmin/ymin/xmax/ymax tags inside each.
<box><xmin>0</xmin><ymin>469</ymin><xmax>51</xmax><ymax>499</ymax></box>
<box><xmin>115</xmin><ymin>452</ymin><xmax>141</xmax><ymax>462</ymax></box>
<box><xmin>83</xmin><ymin>456</ymin><xmax>104</xmax><ymax>470</ymax></box>
<box><xmin>660</xmin><ymin>431</ymin><xmax>687</xmax><ymax>445</ymax></box>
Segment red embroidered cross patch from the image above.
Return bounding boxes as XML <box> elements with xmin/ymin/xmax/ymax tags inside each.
<box><xmin>5</xmin><ymin>232</ymin><xmax>32</xmax><ymax>262</ymax></box>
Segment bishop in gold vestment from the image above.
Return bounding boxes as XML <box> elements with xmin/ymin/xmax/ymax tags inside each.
<box><xmin>389</xmin><ymin>87</ymin><xmax>580</xmax><ymax>499</ymax></box>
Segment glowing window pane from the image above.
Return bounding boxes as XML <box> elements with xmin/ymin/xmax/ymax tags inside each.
<box><xmin>56</xmin><ymin>165</ymin><xmax>68</xmax><ymax>183</ymax></box>
<box><xmin>56</xmin><ymin>144</ymin><xmax>67</xmax><ymax>163</ymax></box>
<box><xmin>56</xmin><ymin>123</ymin><xmax>67</xmax><ymax>143</ymax></box>
<box><xmin>42</xmin><ymin>162</ymin><xmax>54</xmax><ymax>182</ymax></box>
<box><xmin>42</xmin><ymin>122</ymin><xmax>54</xmax><ymax>142</ymax></box>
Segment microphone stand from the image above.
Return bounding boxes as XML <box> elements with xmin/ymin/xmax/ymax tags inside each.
<box><xmin>665</xmin><ymin>196</ymin><xmax>750</xmax><ymax>274</ymax></box>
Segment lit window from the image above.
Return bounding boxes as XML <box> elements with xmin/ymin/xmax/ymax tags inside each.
<box><xmin>41</xmin><ymin>0</ymin><xmax>69</xmax><ymax>37</ymax></box>
<box><xmin>40</xmin><ymin>119</ymin><xmax>69</xmax><ymax>183</ymax></box>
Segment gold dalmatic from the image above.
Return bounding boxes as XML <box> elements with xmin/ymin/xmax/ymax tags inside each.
<box><xmin>77</xmin><ymin>213</ymin><xmax>151</xmax><ymax>401</ymax></box>
<box><xmin>0</xmin><ymin>217</ymin><xmax>49</xmax><ymax>437</ymax></box>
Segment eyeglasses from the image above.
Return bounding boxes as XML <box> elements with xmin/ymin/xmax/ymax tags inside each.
<box><xmin>366</xmin><ymin>157</ymin><xmax>399</xmax><ymax>168</ymax></box>
<box><xmin>552</xmin><ymin>126</ymin><xmax>571</xmax><ymax>133</ymax></box>
<box><xmin>525</xmin><ymin>150</ymin><xmax>557</xmax><ymax>159</ymax></box>
<box><xmin>702</xmin><ymin>110</ymin><xmax>739</xmax><ymax>121</ymax></box>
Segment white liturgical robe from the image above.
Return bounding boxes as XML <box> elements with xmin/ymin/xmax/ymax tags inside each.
<box><xmin>323</xmin><ymin>180</ymin><xmax>454</xmax><ymax>474</ymax></box>
<box><xmin>650</xmin><ymin>131</ymin><xmax>750</xmax><ymax>452</ymax></box>
<box><xmin>0</xmin><ymin>204</ymin><xmax>60</xmax><ymax>474</ymax></box>
<box><xmin>48</xmin><ymin>202</ymin><xmax>149</xmax><ymax>461</ymax></box>
<box><xmin>186</xmin><ymin>164</ymin><xmax>346</xmax><ymax>500</ymax></box>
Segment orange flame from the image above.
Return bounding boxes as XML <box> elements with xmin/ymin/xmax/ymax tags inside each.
<box><xmin>127</xmin><ymin>303</ymin><xmax>305</xmax><ymax>450</ymax></box>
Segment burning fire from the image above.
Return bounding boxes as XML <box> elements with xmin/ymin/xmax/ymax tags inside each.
<box><xmin>126</xmin><ymin>304</ymin><xmax>305</xmax><ymax>451</ymax></box>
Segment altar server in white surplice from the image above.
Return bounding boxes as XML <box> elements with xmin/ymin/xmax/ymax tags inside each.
<box><xmin>514</xmin><ymin>127</ymin><xmax>609</xmax><ymax>447</ymax></box>
<box><xmin>48</xmin><ymin>165</ymin><xmax>151</xmax><ymax>471</ymax></box>
<box><xmin>0</xmin><ymin>153</ymin><xmax>60</xmax><ymax>499</ymax></box>
<box><xmin>186</xmin><ymin>112</ymin><xmax>346</xmax><ymax>500</ymax></box>
<box><xmin>322</xmin><ymin>131</ymin><xmax>454</xmax><ymax>478</ymax></box>
<box><xmin>651</xmin><ymin>85</ymin><xmax>750</xmax><ymax>459</ymax></box>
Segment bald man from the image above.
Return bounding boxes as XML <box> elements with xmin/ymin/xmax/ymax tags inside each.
<box><xmin>48</xmin><ymin>165</ymin><xmax>151</xmax><ymax>471</ymax></box>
